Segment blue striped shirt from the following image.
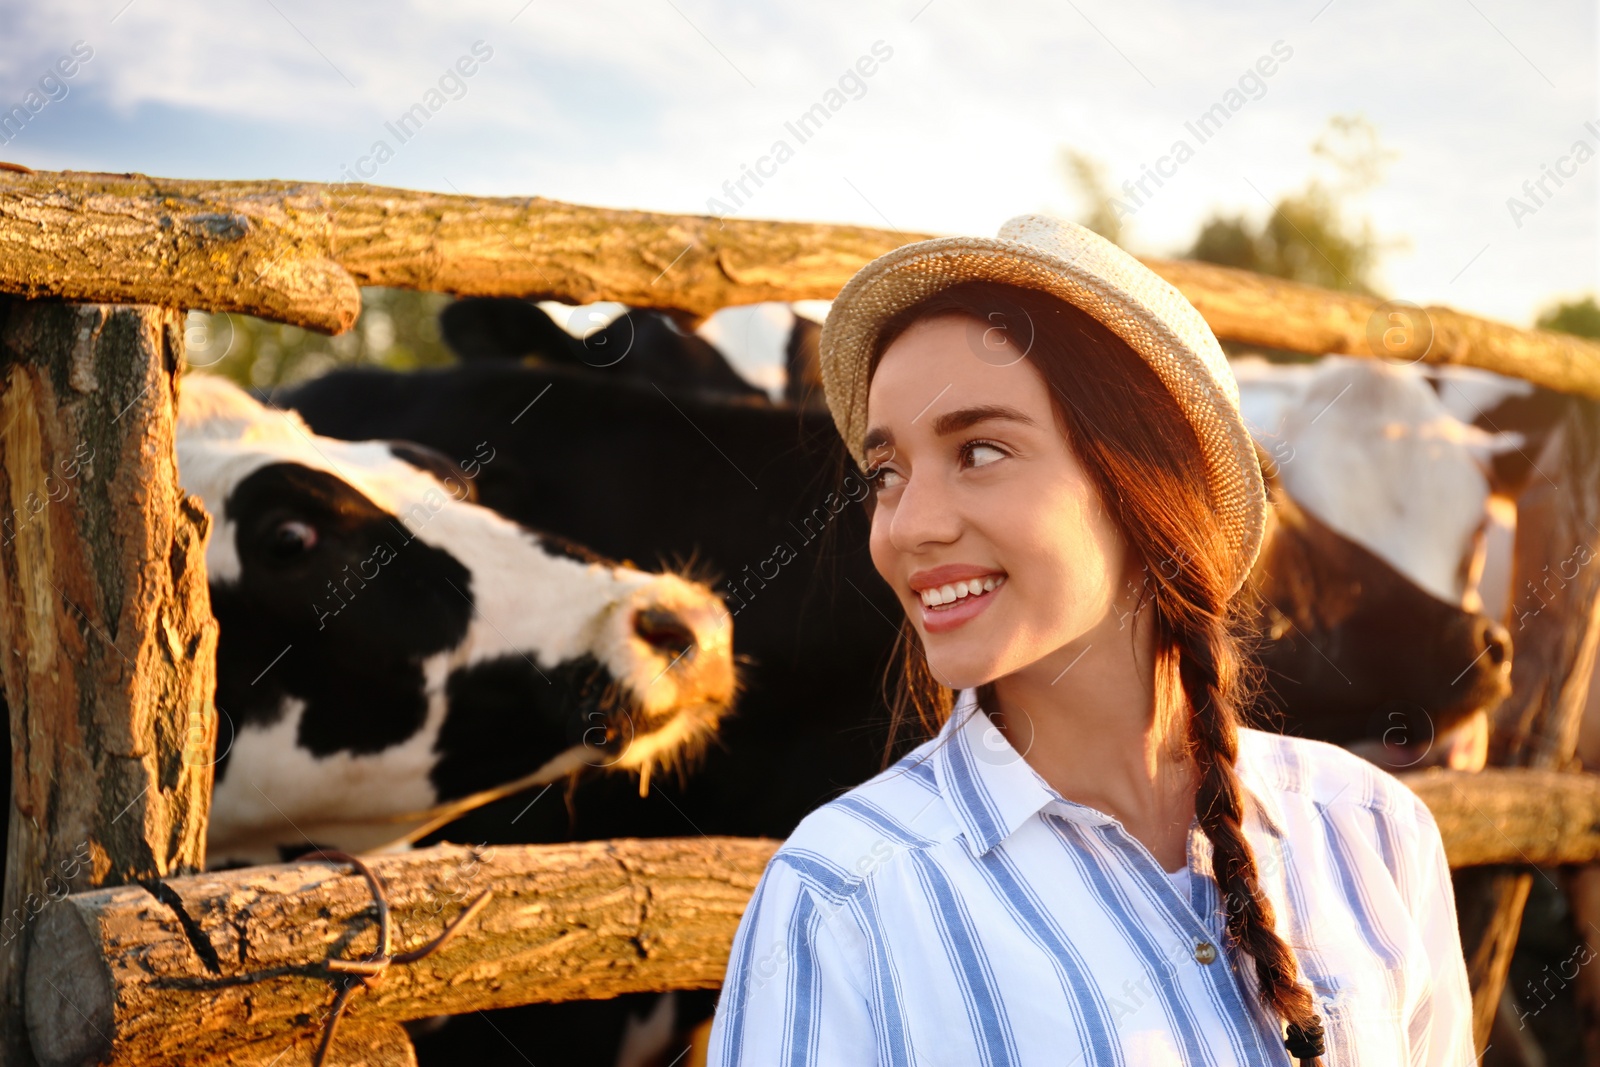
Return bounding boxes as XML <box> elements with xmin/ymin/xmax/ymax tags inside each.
<box><xmin>709</xmin><ymin>687</ymin><xmax>1474</xmax><ymax>1066</ymax></box>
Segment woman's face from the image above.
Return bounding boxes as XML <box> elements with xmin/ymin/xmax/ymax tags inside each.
<box><xmin>864</xmin><ymin>313</ymin><xmax>1133</xmax><ymax>690</ymax></box>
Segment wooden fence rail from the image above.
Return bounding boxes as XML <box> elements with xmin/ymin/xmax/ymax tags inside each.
<box><xmin>2</xmin><ymin>168</ymin><xmax>1599</xmax><ymax>399</ymax></box>
<box><xmin>27</xmin><ymin>838</ymin><xmax>776</xmax><ymax>1067</ymax></box>
<box><xmin>21</xmin><ymin>768</ymin><xmax>1600</xmax><ymax>1067</ymax></box>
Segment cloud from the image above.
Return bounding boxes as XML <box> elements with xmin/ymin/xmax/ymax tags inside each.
<box><xmin>0</xmin><ymin>0</ymin><xmax>1591</xmax><ymax>326</ymax></box>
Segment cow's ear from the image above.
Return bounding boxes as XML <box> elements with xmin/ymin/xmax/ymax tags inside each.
<box><xmin>388</xmin><ymin>441</ymin><xmax>479</xmax><ymax>504</ymax></box>
<box><xmin>439</xmin><ymin>297</ymin><xmax>581</xmax><ymax>363</ymax></box>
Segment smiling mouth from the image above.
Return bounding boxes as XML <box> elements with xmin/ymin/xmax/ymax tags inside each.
<box><xmin>918</xmin><ymin>574</ymin><xmax>1006</xmax><ymax>610</ymax></box>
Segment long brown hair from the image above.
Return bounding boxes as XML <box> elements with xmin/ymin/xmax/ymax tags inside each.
<box><xmin>854</xmin><ymin>279</ymin><xmax>1325</xmax><ymax>1066</ymax></box>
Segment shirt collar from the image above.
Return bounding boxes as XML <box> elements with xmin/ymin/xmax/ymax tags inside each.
<box><xmin>930</xmin><ymin>688</ymin><xmax>1288</xmax><ymax>857</ymax></box>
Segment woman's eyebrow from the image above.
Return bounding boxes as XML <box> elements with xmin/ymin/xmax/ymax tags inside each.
<box><xmin>930</xmin><ymin>404</ymin><xmax>1036</xmax><ymax>436</ymax></box>
<box><xmin>863</xmin><ymin>404</ymin><xmax>1036</xmax><ymax>454</ymax></box>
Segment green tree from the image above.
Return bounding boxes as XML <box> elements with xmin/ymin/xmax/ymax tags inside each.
<box><xmin>1059</xmin><ymin>147</ymin><xmax>1125</xmax><ymax>247</ymax></box>
<box><xmin>183</xmin><ymin>287</ymin><xmax>455</xmax><ymax>389</ymax></box>
<box><xmin>1536</xmin><ymin>295</ymin><xmax>1600</xmax><ymax>339</ymax></box>
<box><xmin>1185</xmin><ymin>115</ymin><xmax>1401</xmax><ymax>296</ymax></box>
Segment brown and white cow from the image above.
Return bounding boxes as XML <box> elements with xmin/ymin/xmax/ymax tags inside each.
<box><xmin>1233</xmin><ymin>354</ymin><xmax>1533</xmax><ymax>770</ymax></box>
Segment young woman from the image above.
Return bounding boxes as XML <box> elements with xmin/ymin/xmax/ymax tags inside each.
<box><xmin>707</xmin><ymin>215</ymin><xmax>1474</xmax><ymax>1066</ymax></box>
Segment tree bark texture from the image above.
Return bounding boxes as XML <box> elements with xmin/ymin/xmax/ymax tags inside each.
<box><xmin>26</xmin><ymin>837</ymin><xmax>778</xmax><ymax>1067</ymax></box>
<box><xmin>0</xmin><ymin>298</ymin><xmax>219</xmax><ymax>1067</ymax></box>
<box><xmin>1</xmin><ymin>169</ymin><xmax>1597</xmax><ymax>401</ymax></box>
<box><xmin>1400</xmin><ymin>769</ymin><xmax>1600</xmax><ymax>868</ymax></box>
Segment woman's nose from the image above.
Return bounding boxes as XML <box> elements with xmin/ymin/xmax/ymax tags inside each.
<box><xmin>887</xmin><ymin>470</ymin><xmax>962</xmax><ymax>550</ymax></box>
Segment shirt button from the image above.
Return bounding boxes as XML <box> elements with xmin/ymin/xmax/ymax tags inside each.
<box><xmin>1193</xmin><ymin>940</ymin><xmax>1218</xmax><ymax>965</ymax></box>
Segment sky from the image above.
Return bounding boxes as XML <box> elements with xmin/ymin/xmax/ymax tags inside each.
<box><xmin>0</xmin><ymin>0</ymin><xmax>1595</xmax><ymax>333</ymax></box>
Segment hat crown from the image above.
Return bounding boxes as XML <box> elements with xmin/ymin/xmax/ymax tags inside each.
<box><xmin>996</xmin><ymin>212</ymin><xmax>1088</xmax><ymax>253</ymax></box>
<box><xmin>990</xmin><ymin>213</ymin><xmax>1241</xmax><ymax>411</ymax></box>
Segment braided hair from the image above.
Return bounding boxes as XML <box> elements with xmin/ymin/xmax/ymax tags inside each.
<box><xmin>862</xmin><ymin>281</ymin><xmax>1326</xmax><ymax>1065</ymax></box>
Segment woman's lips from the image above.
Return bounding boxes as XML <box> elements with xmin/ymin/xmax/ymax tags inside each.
<box><xmin>918</xmin><ymin>574</ymin><xmax>1005</xmax><ymax>634</ymax></box>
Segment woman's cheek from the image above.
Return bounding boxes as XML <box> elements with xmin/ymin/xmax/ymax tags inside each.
<box><xmin>867</xmin><ymin>515</ymin><xmax>902</xmax><ymax>594</ymax></box>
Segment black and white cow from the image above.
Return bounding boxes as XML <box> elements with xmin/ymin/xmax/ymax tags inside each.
<box><xmin>275</xmin><ymin>359</ymin><xmax>891</xmax><ymax>844</ymax></box>
<box><xmin>274</xmin><ymin>301</ymin><xmax>1522</xmax><ymax>806</ymax></box>
<box><xmin>441</xmin><ymin>297</ymin><xmax>772</xmax><ymax>401</ymax></box>
<box><xmin>176</xmin><ymin>374</ymin><xmax>736</xmax><ymax>866</ymax></box>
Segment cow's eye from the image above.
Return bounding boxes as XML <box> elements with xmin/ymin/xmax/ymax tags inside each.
<box><xmin>270</xmin><ymin>519</ymin><xmax>318</xmax><ymax>558</ymax></box>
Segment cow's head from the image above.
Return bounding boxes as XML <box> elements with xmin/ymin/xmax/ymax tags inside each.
<box><xmin>176</xmin><ymin>374</ymin><xmax>736</xmax><ymax>865</ymax></box>
<box><xmin>1244</xmin><ymin>355</ymin><xmax>1524</xmax><ymax>614</ymax></box>
<box><xmin>1249</xmin><ymin>441</ymin><xmax>1511</xmax><ymax>772</ymax></box>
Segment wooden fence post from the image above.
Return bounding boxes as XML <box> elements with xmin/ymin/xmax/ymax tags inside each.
<box><xmin>0</xmin><ymin>298</ymin><xmax>218</xmax><ymax>1067</ymax></box>
<box><xmin>1455</xmin><ymin>395</ymin><xmax>1600</xmax><ymax>1053</ymax></box>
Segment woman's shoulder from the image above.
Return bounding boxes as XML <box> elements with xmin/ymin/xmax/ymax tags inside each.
<box><xmin>764</xmin><ymin>743</ymin><xmax>961</xmax><ymax>902</ymax></box>
<box><xmin>1236</xmin><ymin>725</ymin><xmax>1437</xmax><ymax>831</ymax></box>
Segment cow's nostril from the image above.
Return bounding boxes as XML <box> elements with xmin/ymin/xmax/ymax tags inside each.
<box><xmin>634</xmin><ymin>607</ymin><xmax>698</xmax><ymax>662</ymax></box>
<box><xmin>1479</xmin><ymin>618</ymin><xmax>1511</xmax><ymax>669</ymax></box>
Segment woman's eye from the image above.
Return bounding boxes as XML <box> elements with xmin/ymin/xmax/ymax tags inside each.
<box><xmin>865</xmin><ymin>465</ymin><xmax>904</xmax><ymax>491</ymax></box>
<box><xmin>867</xmin><ymin>442</ymin><xmax>1005</xmax><ymax>489</ymax></box>
<box><xmin>962</xmin><ymin>441</ymin><xmax>1007</xmax><ymax>468</ymax></box>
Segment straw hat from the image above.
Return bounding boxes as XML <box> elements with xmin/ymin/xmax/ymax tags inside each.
<box><xmin>818</xmin><ymin>213</ymin><xmax>1267</xmax><ymax>598</ymax></box>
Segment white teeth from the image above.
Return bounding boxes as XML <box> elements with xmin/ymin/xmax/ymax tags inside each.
<box><xmin>918</xmin><ymin>575</ymin><xmax>1005</xmax><ymax>608</ymax></box>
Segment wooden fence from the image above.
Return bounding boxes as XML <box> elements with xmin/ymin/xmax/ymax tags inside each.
<box><xmin>1</xmin><ymin>165</ymin><xmax>1598</xmax><ymax>1066</ymax></box>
